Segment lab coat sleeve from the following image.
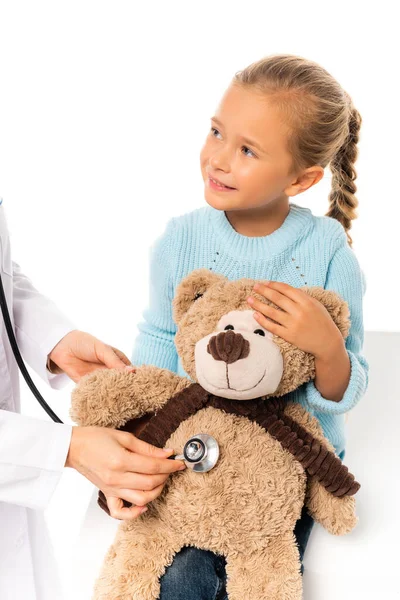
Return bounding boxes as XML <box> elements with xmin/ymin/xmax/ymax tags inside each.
<box><xmin>0</xmin><ymin>262</ymin><xmax>75</xmax><ymax>509</ymax></box>
<box><xmin>0</xmin><ymin>410</ymin><xmax>72</xmax><ymax>509</ymax></box>
<box><xmin>12</xmin><ymin>261</ymin><xmax>76</xmax><ymax>390</ymax></box>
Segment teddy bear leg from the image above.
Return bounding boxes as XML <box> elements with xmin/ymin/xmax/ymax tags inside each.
<box><xmin>225</xmin><ymin>533</ymin><xmax>302</xmax><ymax>600</ymax></box>
<box><xmin>92</xmin><ymin>517</ymin><xmax>185</xmax><ymax>600</ymax></box>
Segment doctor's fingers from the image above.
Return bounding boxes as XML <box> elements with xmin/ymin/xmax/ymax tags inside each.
<box><xmin>105</xmin><ymin>496</ymin><xmax>148</xmax><ymax>521</ymax></box>
<box><xmin>120</xmin><ymin>432</ymin><xmax>175</xmax><ymax>458</ymax></box>
<box><xmin>122</xmin><ymin>451</ymin><xmax>186</xmax><ymax>475</ymax></box>
<box><xmin>67</xmin><ymin>360</ymin><xmax>134</xmax><ymax>383</ymax></box>
<box><xmin>113</xmin><ymin>483</ymin><xmax>166</xmax><ymax>507</ymax></box>
<box><xmin>95</xmin><ymin>342</ymin><xmax>132</xmax><ymax>369</ymax></box>
<box><xmin>105</xmin><ymin>471</ymin><xmax>170</xmax><ymax>491</ymax></box>
<box><xmin>111</xmin><ymin>347</ymin><xmax>132</xmax><ymax>366</ymax></box>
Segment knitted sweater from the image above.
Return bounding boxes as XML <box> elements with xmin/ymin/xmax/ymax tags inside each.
<box><xmin>132</xmin><ymin>203</ymin><xmax>369</xmax><ymax>455</ymax></box>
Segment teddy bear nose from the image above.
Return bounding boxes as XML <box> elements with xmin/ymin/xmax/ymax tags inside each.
<box><xmin>207</xmin><ymin>330</ymin><xmax>250</xmax><ymax>364</ymax></box>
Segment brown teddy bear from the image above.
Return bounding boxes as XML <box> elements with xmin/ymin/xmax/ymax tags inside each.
<box><xmin>71</xmin><ymin>269</ymin><xmax>360</xmax><ymax>600</ymax></box>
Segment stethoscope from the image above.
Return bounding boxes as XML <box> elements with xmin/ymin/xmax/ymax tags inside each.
<box><xmin>174</xmin><ymin>434</ymin><xmax>219</xmax><ymax>473</ymax></box>
<box><xmin>0</xmin><ymin>273</ymin><xmax>220</xmax><ymax>472</ymax></box>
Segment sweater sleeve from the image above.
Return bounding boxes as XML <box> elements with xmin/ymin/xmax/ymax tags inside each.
<box><xmin>131</xmin><ymin>219</ymin><xmax>179</xmax><ymax>373</ymax></box>
<box><xmin>304</xmin><ymin>231</ymin><xmax>369</xmax><ymax>414</ymax></box>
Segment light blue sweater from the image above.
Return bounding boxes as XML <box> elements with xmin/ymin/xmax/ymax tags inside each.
<box><xmin>132</xmin><ymin>203</ymin><xmax>369</xmax><ymax>455</ymax></box>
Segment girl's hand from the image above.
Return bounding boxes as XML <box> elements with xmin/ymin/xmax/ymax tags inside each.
<box><xmin>247</xmin><ymin>281</ymin><xmax>344</xmax><ymax>360</ymax></box>
<box><xmin>48</xmin><ymin>330</ymin><xmax>134</xmax><ymax>382</ymax></box>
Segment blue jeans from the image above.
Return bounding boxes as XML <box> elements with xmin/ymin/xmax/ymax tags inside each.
<box><xmin>158</xmin><ymin>505</ymin><xmax>314</xmax><ymax>600</ymax></box>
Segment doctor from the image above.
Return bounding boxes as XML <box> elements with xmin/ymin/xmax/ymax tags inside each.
<box><xmin>0</xmin><ymin>199</ymin><xmax>184</xmax><ymax>599</ymax></box>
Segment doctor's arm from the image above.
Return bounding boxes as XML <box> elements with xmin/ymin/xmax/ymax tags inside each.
<box><xmin>0</xmin><ymin>261</ymin><xmax>76</xmax><ymax>509</ymax></box>
<box><xmin>1</xmin><ymin>263</ymin><xmax>184</xmax><ymax>514</ymax></box>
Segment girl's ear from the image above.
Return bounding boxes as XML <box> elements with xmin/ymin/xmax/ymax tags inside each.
<box><xmin>173</xmin><ymin>268</ymin><xmax>227</xmax><ymax>325</ymax></box>
<box><xmin>285</xmin><ymin>166</ymin><xmax>325</xmax><ymax>197</ymax></box>
<box><xmin>302</xmin><ymin>286</ymin><xmax>351</xmax><ymax>339</ymax></box>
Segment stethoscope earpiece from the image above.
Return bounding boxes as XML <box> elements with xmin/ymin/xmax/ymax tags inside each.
<box><xmin>174</xmin><ymin>433</ymin><xmax>219</xmax><ymax>472</ymax></box>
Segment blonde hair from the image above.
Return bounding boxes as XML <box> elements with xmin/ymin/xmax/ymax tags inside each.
<box><xmin>234</xmin><ymin>54</ymin><xmax>362</xmax><ymax>246</ymax></box>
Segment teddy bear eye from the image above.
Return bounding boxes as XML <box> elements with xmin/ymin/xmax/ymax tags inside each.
<box><xmin>254</xmin><ymin>329</ymin><xmax>265</xmax><ymax>336</ymax></box>
<box><xmin>224</xmin><ymin>325</ymin><xmax>234</xmax><ymax>331</ymax></box>
<box><xmin>194</xmin><ymin>293</ymin><xmax>203</xmax><ymax>301</ymax></box>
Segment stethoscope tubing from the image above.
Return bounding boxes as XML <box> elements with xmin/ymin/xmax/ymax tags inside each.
<box><xmin>0</xmin><ymin>273</ymin><xmax>63</xmax><ymax>423</ymax></box>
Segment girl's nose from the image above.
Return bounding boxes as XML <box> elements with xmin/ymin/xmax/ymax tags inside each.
<box><xmin>209</xmin><ymin>148</ymin><xmax>231</xmax><ymax>172</ymax></box>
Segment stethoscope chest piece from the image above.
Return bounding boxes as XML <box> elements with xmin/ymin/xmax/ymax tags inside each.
<box><xmin>175</xmin><ymin>433</ymin><xmax>219</xmax><ymax>472</ymax></box>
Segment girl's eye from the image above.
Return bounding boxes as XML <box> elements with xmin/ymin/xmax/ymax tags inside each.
<box><xmin>211</xmin><ymin>127</ymin><xmax>222</xmax><ymax>139</ymax></box>
<box><xmin>210</xmin><ymin>128</ymin><xmax>256</xmax><ymax>158</ymax></box>
<box><xmin>254</xmin><ymin>329</ymin><xmax>265</xmax><ymax>336</ymax></box>
<box><xmin>242</xmin><ymin>146</ymin><xmax>256</xmax><ymax>158</ymax></box>
<box><xmin>224</xmin><ymin>325</ymin><xmax>234</xmax><ymax>331</ymax></box>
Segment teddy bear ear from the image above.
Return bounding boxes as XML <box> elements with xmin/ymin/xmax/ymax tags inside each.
<box><xmin>173</xmin><ymin>268</ymin><xmax>227</xmax><ymax>325</ymax></box>
<box><xmin>303</xmin><ymin>286</ymin><xmax>351</xmax><ymax>339</ymax></box>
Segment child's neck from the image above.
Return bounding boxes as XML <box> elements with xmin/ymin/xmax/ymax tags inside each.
<box><xmin>225</xmin><ymin>198</ymin><xmax>290</xmax><ymax>238</ymax></box>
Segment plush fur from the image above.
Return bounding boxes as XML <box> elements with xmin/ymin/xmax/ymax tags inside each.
<box><xmin>71</xmin><ymin>269</ymin><xmax>357</xmax><ymax>600</ymax></box>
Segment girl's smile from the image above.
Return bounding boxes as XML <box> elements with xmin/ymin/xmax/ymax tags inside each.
<box><xmin>207</xmin><ymin>174</ymin><xmax>237</xmax><ymax>192</ymax></box>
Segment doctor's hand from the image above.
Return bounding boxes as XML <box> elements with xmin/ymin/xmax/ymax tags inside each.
<box><xmin>65</xmin><ymin>426</ymin><xmax>186</xmax><ymax>519</ymax></box>
<box><xmin>47</xmin><ymin>330</ymin><xmax>133</xmax><ymax>382</ymax></box>
<box><xmin>104</xmin><ymin>495</ymin><xmax>148</xmax><ymax>521</ymax></box>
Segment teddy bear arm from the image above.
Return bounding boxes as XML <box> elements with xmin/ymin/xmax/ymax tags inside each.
<box><xmin>70</xmin><ymin>365</ymin><xmax>190</xmax><ymax>429</ymax></box>
<box><xmin>283</xmin><ymin>403</ymin><xmax>358</xmax><ymax>535</ymax></box>
<box><xmin>306</xmin><ymin>477</ymin><xmax>357</xmax><ymax>535</ymax></box>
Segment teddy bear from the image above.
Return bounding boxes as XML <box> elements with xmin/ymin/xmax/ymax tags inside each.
<box><xmin>70</xmin><ymin>269</ymin><xmax>360</xmax><ymax>600</ymax></box>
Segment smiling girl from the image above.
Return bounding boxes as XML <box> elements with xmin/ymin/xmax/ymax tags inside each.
<box><xmin>131</xmin><ymin>54</ymin><xmax>369</xmax><ymax>599</ymax></box>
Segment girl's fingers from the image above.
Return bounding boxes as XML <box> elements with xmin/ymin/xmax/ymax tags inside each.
<box><xmin>257</xmin><ymin>281</ymin><xmax>306</xmax><ymax>303</ymax></box>
<box><xmin>253</xmin><ymin>312</ymin><xmax>286</xmax><ymax>339</ymax></box>
<box><xmin>247</xmin><ymin>297</ymin><xmax>289</xmax><ymax>326</ymax></box>
<box><xmin>252</xmin><ymin>282</ymin><xmax>297</xmax><ymax>313</ymax></box>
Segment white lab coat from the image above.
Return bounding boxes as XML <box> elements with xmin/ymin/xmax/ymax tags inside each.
<box><xmin>0</xmin><ymin>199</ymin><xmax>75</xmax><ymax>600</ymax></box>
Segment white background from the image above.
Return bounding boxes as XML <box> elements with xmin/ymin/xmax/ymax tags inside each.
<box><xmin>0</xmin><ymin>1</ymin><xmax>398</xmax><ymax>598</ymax></box>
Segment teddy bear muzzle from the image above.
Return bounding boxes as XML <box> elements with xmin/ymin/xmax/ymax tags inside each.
<box><xmin>196</xmin><ymin>321</ymin><xmax>284</xmax><ymax>400</ymax></box>
<box><xmin>207</xmin><ymin>330</ymin><xmax>250</xmax><ymax>364</ymax></box>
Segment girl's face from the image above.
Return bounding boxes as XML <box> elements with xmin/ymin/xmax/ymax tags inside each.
<box><xmin>200</xmin><ymin>84</ymin><xmax>301</xmax><ymax>212</ymax></box>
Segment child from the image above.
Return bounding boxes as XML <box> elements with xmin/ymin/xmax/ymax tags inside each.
<box><xmin>131</xmin><ymin>54</ymin><xmax>369</xmax><ymax>599</ymax></box>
